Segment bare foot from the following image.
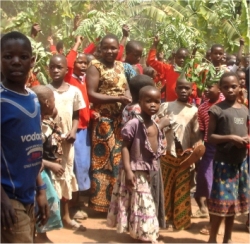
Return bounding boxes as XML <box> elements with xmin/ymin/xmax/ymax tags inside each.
<box><xmin>34</xmin><ymin>233</ymin><xmax>53</xmax><ymax>243</ymax></box>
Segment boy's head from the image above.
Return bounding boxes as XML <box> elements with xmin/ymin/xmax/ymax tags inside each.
<box><xmin>236</xmin><ymin>70</ymin><xmax>246</xmax><ymax>87</ymax></box>
<box><xmin>175</xmin><ymin>77</ymin><xmax>192</xmax><ymax>102</ymax></box>
<box><xmin>49</xmin><ymin>54</ymin><xmax>68</xmax><ymax>82</ymax></box>
<box><xmin>1</xmin><ymin>31</ymin><xmax>34</xmax><ymax>85</ymax></box>
<box><xmin>85</xmin><ymin>53</ymin><xmax>95</xmax><ymax>64</ymax></box>
<box><xmin>174</xmin><ymin>48</ymin><xmax>189</xmax><ymax>67</ymax></box>
<box><xmin>56</xmin><ymin>40</ymin><xmax>64</xmax><ymax>54</ymax></box>
<box><xmin>125</xmin><ymin>40</ymin><xmax>143</xmax><ymax>65</ymax></box>
<box><xmin>74</xmin><ymin>53</ymin><xmax>88</xmax><ymax>77</ymax></box>
<box><xmin>204</xmin><ymin>83</ymin><xmax>220</xmax><ymax>102</ymax></box>
<box><xmin>219</xmin><ymin>72</ymin><xmax>240</xmax><ymax>102</ymax></box>
<box><xmin>241</xmin><ymin>56</ymin><xmax>250</xmax><ymax>68</ymax></box>
<box><xmin>143</xmin><ymin>66</ymin><xmax>157</xmax><ymax>79</ymax></box>
<box><xmin>31</xmin><ymin>85</ymin><xmax>55</xmax><ymax>119</ymax></box>
<box><xmin>210</xmin><ymin>44</ymin><xmax>224</xmax><ymax>65</ymax></box>
<box><xmin>139</xmin><ymin>85</ymin><xmax>161</xmax><ymax>116</ymax></box>
<box><xmin>226</xmin><ymin>54</ymin><xmax>236</xmax><ymax>66</ymax></box>
<box><xmin>129</xmin><ymin>74</ymin><xmax>155</xmax><ymax>103</ymax></box>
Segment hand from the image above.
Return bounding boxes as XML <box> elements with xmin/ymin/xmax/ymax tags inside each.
<box><xmin>240</xmin><ymin>38</ymin><xmax>244</xmax><ymax>46</ymax></box>
<box><xmin>66</xmin><ymin>130</ymin><xmax>76</xmax><ymax>144</ymax></box>
<box><xmin>125</xmin><ymin>170</ymin><xmax>136</xmax><ymax>189</ymax></box>
<box><xmin>47</xmin><ymin>36</ymin><xmax>54</xmax><ymax>45</ymax></box>
<box><xmin>231</xmin><ymin>135</ymin><xmax>248</xmax><ymax>148</ymax></box>
<box><xmin>119</xmin><ymin>96</ymin><xmax>132</xmax><ymax>105</ymax></box>
<box><xmin>158</xmin><ymin>115</ymin><xmax>170</xmax><ymax>130</ymax></box>
<box><xmin>122</xmin><ymin>24</ymin><xmax>130</xmax><ymax>37</ymax></box>
<box><xmin>31</xmin><ymin>23</ymin><xmax>42</xmax><ymax>38</ymax></box>
<box><xmin>1</xmin><ymin>194</ymin><xmax>17</xmax><ymax>231</ymax></box>
<box><xmin>50</xmin><ymin>163</ymin><xmax>65</xmax><ymax>177</ymax></box>
<box><xmin>75</xmin><ymin>35</ymin><xmax>83</xmax><ymax>43</ymax></box>
<box><xmin>35</xmin><ymin>190</ymin><xmax>49</xmax><ymax>227</ymax></box>
<box><xmin>153</xmin><ymin>35</ymin><xmax>160</xmax><ymax>46</ymax></box>
<box><xmin>92</xmin><ymin>111</ymin><xmax>100</xmax><ymax>120</ymax></box>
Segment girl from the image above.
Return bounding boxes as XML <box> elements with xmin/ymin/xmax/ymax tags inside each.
<box><xmin>207</xmin><ymin>72</ymin><xmax>250</xmax><ymax>243</ymax></box>
<box><xmin>107</xmin><ymin>86</ymin><xmax>164</xmax><ymax>243</ymax></box>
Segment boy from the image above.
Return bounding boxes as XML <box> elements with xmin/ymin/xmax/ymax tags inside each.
<box><xmin>157</xmin><ymin>77</ymin><xmax>202</xmax><ymax>230</ymax></box>
<box><xmin>1</xmin><ymin>31</ymin><xmax>49</xmax><ymax>243</ymax></box>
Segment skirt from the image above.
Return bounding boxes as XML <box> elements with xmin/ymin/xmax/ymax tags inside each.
<box><xmin>36</xmin><ymin>170</ymin><xmax>62</xmax><ymax>233</ymax></box>
<box><xmin>208</xmin><ymin>158</ymin><xmax>250</xmax><ymax>217</ymax></box>
<box><xmin>107</xmin><ymin>170</ymin><xmax>159</xmax><ymax>242</ymax></box>
<box><xmin>89</xmin><ymin>115</ymin><xmax>123</xmax><ymax>212</ymax></box>
<box><xmin>195</xmin><ymin>142</ymin><xmax>216</xmax><ymax>199</ymax></box>
<box><xmin>74</xmin><ymin>128</ymin><xmax>91</xmax><ymax>191</ymax></box>
<box><xmin>161</xmin><ymin>153</ymin><xmax>192</xmax><ymax>230</ymax></box>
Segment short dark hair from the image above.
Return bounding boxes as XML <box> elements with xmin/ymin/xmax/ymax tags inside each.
<box><xmin>211</xmin><ymin>44</ymin><xmax>224</xmax><ymax>53</ymax></box>
<box><xmin>125</xmin><ymin>40</ymin><xmax>143</xmax><ymax>53</ymax></box>
<box><xmin>1</xmin><ymin>31</ymin><xmax>32</xmax><ymax>54</ymax></box>
<box><xmin>129</xmin><ymin>74</ymin><xmax>155</xmax><ymax>103</ymax></box>
<box><xmin>219</xmin><ymin>71</ymin><xmax>239</xmax><ymax>86</ymax></box>
<box><xmin>139</xmin><ymin>85</ymin><xmax>159</xmax><ymax>100</ymax></box>
<box><xmin>176</xmin><ymin>48</ymin><xmax>189</xmax><ymax>55</ymax></box>
<box><xmin>100</xmin><ymin>34</ymin><xmax>119</xmax><ymax>47</ymax></box>
<box><xmin>56</xmin><ymin>40</ymin><xmax>64</xmax><ymax>53</ymax></box>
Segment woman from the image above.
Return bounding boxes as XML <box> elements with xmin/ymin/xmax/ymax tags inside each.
<box><xmin>86</xmin><ymin>34</ymin><xmax>131</xmax><ymax>212</ymax></box>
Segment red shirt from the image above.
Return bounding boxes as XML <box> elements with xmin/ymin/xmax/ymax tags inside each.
<box><xmin>64</xmin><ymin>50</ymin><xmax>90</xmax><ymax>129</ymax></box>
<box><xmin>198</xmin><ymin>94</ymin><xmax>224</xmax><ymax>142</ymax></box>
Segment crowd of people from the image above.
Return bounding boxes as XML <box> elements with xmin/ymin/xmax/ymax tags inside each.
<box><xmin>1</xmin><ymin>19</ymin><xmax>250</xmax><ymax>244</ymax></box>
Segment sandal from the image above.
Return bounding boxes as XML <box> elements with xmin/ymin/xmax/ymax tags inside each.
<box><xmin>191</xmin><ymin>209</ymin><xmax>209</xmax><ymax>218</ymax></box>
<box><xmin>200</xmin><ymin>225</ymin><xmax>210</xmax><ymax>235</ymax></box>
<box><xmin>64</xmin><ymin>219</ymin><xmax>87</xmax><ymax>232</ymax></box>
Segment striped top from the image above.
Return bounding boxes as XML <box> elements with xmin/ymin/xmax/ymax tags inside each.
<box><xmin>198</xmin><ymin>93</ymin><xmax>224</xmax><ymax>142</ymax></box>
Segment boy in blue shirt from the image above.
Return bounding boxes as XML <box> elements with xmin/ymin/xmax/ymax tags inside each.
<box><xmin>1</xmin><ymin>31</ymin><xmax>49</xmax><ymax>243</ymax></box>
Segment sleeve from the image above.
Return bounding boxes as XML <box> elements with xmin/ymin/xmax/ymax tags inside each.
<box><xmin>198</xmin><ymin>106</ymin><xmax>205</xmax><ymax>131</ymax></box>
<box><xmin>208</xmin><ymin>104</ymin><xmax>221</xmax><ymax>118</ymax></box>
<box><xmin>116</xmin><ymin>44</ymin><xmax>124</xmax><ymax>61</ymax></box>
<box><xmin>73</xmin><ymin>87</ymin><xmax>86</xmax><ymax>111</ymax></box>
<box><xmin>84</xmin><ymin>42</ymin><xmax>96</xmax><ymax>54</ymax></box>
<box><xmin>146</xmin><ymin>49</ymin><xmax>171</xmax><ymax>75</ymax></box>
<box><xmin>65</xmin><ymin>50</ymin><xmax>77</xmax><ymax>83</ymax></box>
<box><xmin>121</xmin><ymin>119</ymin><xmax>137</xmax><ymax>141</ymax></box>
<box><xmin>50</xmin><ymin>45</ymin><xmax>57</xmax><ymax>55</ymax></box>
<box><xmin>123</xmin><ymin>63</ymin><xmax>137</xmax><ymax>82</ymax></box>
<box><xmin>157</xmin><ymin>102</ymin><xmax>169</xmax><ymax>119</ymax></box>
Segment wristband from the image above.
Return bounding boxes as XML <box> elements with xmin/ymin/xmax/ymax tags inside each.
<box><xmin>36</xmin><ymin>183</ymin><xmax>47</xmax><ymax>191</ymax></box>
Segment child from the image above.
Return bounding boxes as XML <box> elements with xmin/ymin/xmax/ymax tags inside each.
<box><xmin>210</xmin><ymin>44</ymin><xmax>230</xmax><ymax>72</ymax></box>
<box><xmin>125</xmin><ymin>40</ymin><xmax>144</xmax><ymax>74</ymax></box>
<box><xmin>157</xmin><ymin>77</ymin><xmax>202</xmax><ymax>230</ymax></box>
<box><xmin>122</xmin><ymin>74</ymin><xmax>155</xmax><ymax>125</ymax></box>
<box><xmin>193</xmin><ymin>83</ymin><xmax>224</xmax><ymax>235</ymax></box>
<box><xmin>147</xmin><ymin>35</ymin><xmax>191</xmax><ymax>102</ymax></box>
<box><xmin>31</xmin><ymin>85</ymin><xmax>63</xmax><ymax>243</ymax></box>
<box><xmin>47</xmin><ymin>54</ymin><xmax>86</xmax><ymax>231</ymax></box>
<box><xmin>107</xmin><ymin>86</ymin><xmax>164</xmax><ymax>243</ymax></box>
<box><xmin>64</xmin><ymin>35</ymin><xmax>90</xmax><ymax>220</ymax></box>
<box><xmin>207</xmin><ymin>72</ymin><xmax>250</xmax><ymax>243</ymax></box>
<box><xmin>1</xmin><ymin>31</ymin><xmax>49</xmax><ymax>243</ymax></box>
<box><xmin>237</xmin><ymin>69</ymin><xmax>248</xmax><ymax>106</ymax></box>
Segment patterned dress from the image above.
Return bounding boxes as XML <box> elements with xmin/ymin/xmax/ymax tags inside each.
<box><xmin>89</xmin><ymin>60</ymin><xmax>128</xmax><ymax>212</ymax></box>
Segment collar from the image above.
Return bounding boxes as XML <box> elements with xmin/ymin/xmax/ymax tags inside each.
<box><xmin>72</xmin><ymin>73</ymin><xmax>85</xmax><ymax>84</ymax></box>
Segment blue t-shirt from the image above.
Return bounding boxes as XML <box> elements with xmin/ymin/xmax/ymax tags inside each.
<box><xmin>1</xmin><ymin>84</ymin><xmax>43</xmax><ymax>204</ymax></box>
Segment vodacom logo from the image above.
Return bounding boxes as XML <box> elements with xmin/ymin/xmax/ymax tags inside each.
<box><xmin>21</xmin><ymin>132</ymin><xmax>42</xmax><ymax>142</ymax></box>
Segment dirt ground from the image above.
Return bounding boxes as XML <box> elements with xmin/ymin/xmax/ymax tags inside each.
<box><xmin>46</xmin><ymin>196</ymin><xmax>250</xmax><ymax>243</ymax></box>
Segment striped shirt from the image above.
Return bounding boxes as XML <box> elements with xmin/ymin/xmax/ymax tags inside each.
<box><xmin>198</xmin><ymin>93</ymin><xmax>224</xmax><ymax>142</ymax></box>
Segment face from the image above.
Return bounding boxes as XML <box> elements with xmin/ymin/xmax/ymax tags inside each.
<box><xmin>220</xmin><ymin>76</ymin><xmax>240</xmax><ymax>102</ymax></box>
<box><xmin>175</xmin><ymin>50</ymin><xmax>188</xmax><ymax>67</ymax></box>
<box><xmin>1</xmin><ymin>39</ymin><xmax>34</xmax><ymax>84</ymax></box>
<box><xmin>204</xmin><ymin>83</ymin><xmax>220</xmax><ymax>101</ymax></box>
<box><xmin>49</xmin><ymin>57</ymin><xmax>67</xmax><ymax>82</ymax></box>
<box><xmin>237</xmin><ymin>72</ymin><xmax>246</xmax><ymax>87</ymax></box>
<box><xmin>126</xmin><ymin>46</ymin><xmax>143</xmax><ymax>65</ymax></box>
<box><xmin>74</xmin><ymin>54</ymin><xmax>88</xmax><ymax>77</ymax></box>
<box><xmin>100</xmin><ymin>38</ymin><xmax>119</xmax><ymax>64</ymax></box>
<box><xmin>139</xmin><ymin>90</ymin><xmax>161</xmax><ymax>116</ymax></box>
<box><xmin>175</xmin><ymin>80</ymin><xmax>192</xmax><ymax>102</ymax></box>
<box><xmin>210</xmin><ymin>47</ymin><xmax>224</xmax><ymax>64</ymax></box>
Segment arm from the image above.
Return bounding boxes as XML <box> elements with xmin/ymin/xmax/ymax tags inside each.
<box><xmin>207</xmin><ymin>112</ymin><xmax>248</xmax><ymax>147</ymax></box>
<box><xmin>122</xmin><ymin>140</ymin><xmax>135</xmax><ymax>188</ymax></box>
<box><xmin>30</xmin><ymin>23</ymin><xmax>42</xmax><ymax>39</ymax></box>
<box><xmin>1</xmin><ymin>186</ymin><xmax>16</xmax><ymax>230</ymax></box>
<box><xmin>47</xmin><ymin>36</ymin><xmax>57</xmax><ymax>55</ymax></box>
<box><xmin>42</xmin><ymin>159</ymin><xmax>65</xmax><ymax>177</ymax></box>
<box><xmin>116</xmin><ymin>25</ymin><xmax>130</xmax><ymax>61</ymax></box>
<box><xmin>66</xmin><ymin>110</ymin><xmax>79</xmax><ymax>143</ymax></box>
<box><xmin>35</xmin><ymin>173</ymin><xmax>49</xmax><ymax>227</ymax></box>
<box><xmin>237</xmin><ymin>38</ymin><xmax>244</xmax><ymax>64</ymax></box>
<box><xmin>86</xmin><ymin>65</ymin><xmax>131</xmax><ymax>105</ymax></box>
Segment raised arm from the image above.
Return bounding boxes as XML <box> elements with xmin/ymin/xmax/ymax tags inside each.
<box><xmin>237</xmin><ymin>38</ymin><xmax>244</xmax><ymax>64</ymax></box>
